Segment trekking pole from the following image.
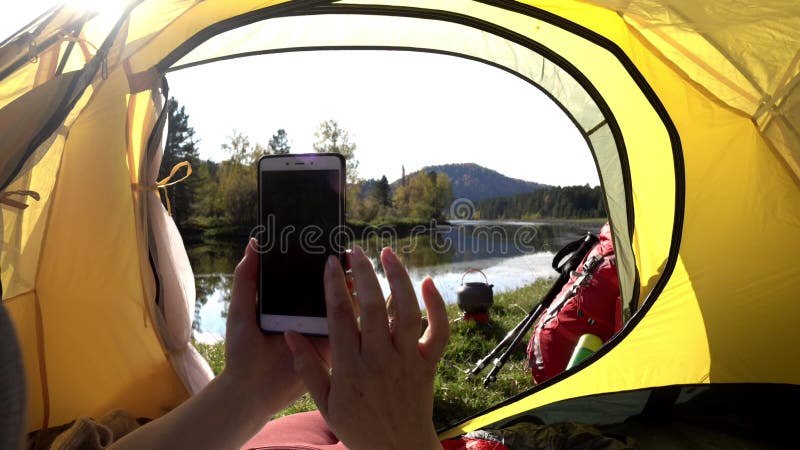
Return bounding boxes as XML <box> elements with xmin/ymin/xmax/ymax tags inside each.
<box><xmin>465</xmin><ymin>232</ymin><xmax>598</xmax><ymax>380</ymax></box>
<box><xmin>480</xmin><ymin>279</ymin><xmax>566</xmax><ymax>387</ymax></box>
<box><xmin>464</xmin><ymin>279</ymin><xmax>567</xmax><ymax>380</ymax></box>
<box><xmin>465</xmin><ymin>305</ymin><xmax>539</xmax><ymax>379</ymax></box>
<box><xmin>471</xmin><ymin>232</ymin><xmax>599</xmax><ymax>387</ymax></box>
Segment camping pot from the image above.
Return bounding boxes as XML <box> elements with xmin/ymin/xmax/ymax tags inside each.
<box><xmin>457</xmin><ymin>269</ymin><xmax>494</xmax><ymax>314</ymax></box>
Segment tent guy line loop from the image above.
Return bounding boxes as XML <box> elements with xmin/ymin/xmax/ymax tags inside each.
<box><xmin>58</xmin><ymin>34</ymin><xmax>98</xmax><ymax>53</ymax></box>
<box><xmin>28</xmin><ymin>39</ymin><xmax>39</xmax><ymax>64</ymax></box>
<box><xmin>132</xmin><ymin>161</ymin><xmax>192</xmax><ymax>215</ymax></box>
<box><xmin>0</xmin><ymin>190</ymin><xmax>41</xmax><ymax>210</ymax></box>
<box><xmin>58</xmin><ymin>33</ymin><xmax>99</xmax><ymax>64</ymax></box>
<box><xmin>25</xmin><ymin>33</ymin><xmax>100</xmax><ymax>66</ymax></box>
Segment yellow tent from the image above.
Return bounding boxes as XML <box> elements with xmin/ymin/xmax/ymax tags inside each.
<box><xmin>2</xmin><ymin>0</ymin><xmax>799</xmax><ymax>442</ymax></box>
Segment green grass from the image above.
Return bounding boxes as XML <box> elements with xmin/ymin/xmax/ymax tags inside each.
<box><xmin>433</xmin><ymin>280</ymin><xmax>548</xmax><ymax>429</ymax></box>
<box><xmin>193</xmin><ymin>341</ymin><xmax>226</xmax><ymax>375</ymax></box>
<box><xmin>194</xmin><ymin>279</ymin><xmax>552</xmax><ymax>429</ymax></box>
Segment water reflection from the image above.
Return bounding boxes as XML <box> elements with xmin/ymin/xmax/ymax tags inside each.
<box><xmin>360</xmin><ymin>221</ymin><xmax>585</xmax><ymax>268</ymax></box>
<box><xmin>188</xmin><ymin>221</ymin><xmax>597</xmax><ymax>342</ymax></box>
<box><xmin>193</xmin><ymin>274</ymin><xmax>232</xmax><ymax>332</ymax></box>
<box><xmin>189</xmin><ymin>241</ymin><xmax>243</xmax><ymax>342</ymax></box>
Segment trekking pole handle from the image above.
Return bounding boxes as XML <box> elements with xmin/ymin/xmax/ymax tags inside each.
<box><xmin>559</xmin><ymin>233</ymin><xmax>599</xmax><ymax>275</ymax></box>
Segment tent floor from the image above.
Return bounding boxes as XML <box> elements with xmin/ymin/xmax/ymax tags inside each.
<box><xmin>476</xmin><ymin>383</ymin><xmax>798</xmax><ymax>449</ymax></box>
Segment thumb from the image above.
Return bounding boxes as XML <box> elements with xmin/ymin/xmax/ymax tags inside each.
<box><xmin>228</xmin><ymin>238</ymin><xmax>258</xmax><ymax>325</ymax></box>
<box><xmin>285</xmin><ymin>331</ymin><xmax>331</xmax><ymax>416</ymax></box>
<box><xmin>419</xmin><ymin>277</ymin><xmax>450</xmax><ymax>363</ymax></box>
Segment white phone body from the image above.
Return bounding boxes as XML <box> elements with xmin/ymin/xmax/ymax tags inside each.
<box><xmin>257</xmin><ymin>153</ymin><xmax>345</xmax><ymax>336</ymax></box>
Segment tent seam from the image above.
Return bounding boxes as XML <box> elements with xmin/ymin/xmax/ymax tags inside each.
<box><xmin>32</xmin><ymin>289</ymin><xmax>50</xmax><ymax>429</ymax></box>
<box><xmin>24</xmin><ymin>114</ymin><xmax>74</xmax><ymax>436</ymax></box>
<box><xmin>618</xmin><ymin>15</ymin><xmax>752</xmax><ymax>121</ymax></box>
<box><xmin>155</xmin><ymin>0</ymin><xmax>333</xmax><ymax>72</ymax></box>
<box><xmin>434</xmin><ymin>0</ymin><xmax>686</xmax><ymax>434</ymax></box>
<box><xmin>1</xmin><ymin>290</ymin><xmax>36</xmax><ymax>304</ymax></box>
<box><xmin>657</xmin><ymin>2</ymin><xmax>766</xmax><ymax>101</ymax></box>
<box><xmin>624</xmin><ymin>13</ymin><xmax>760</xmax><ymax>107</ymax></box>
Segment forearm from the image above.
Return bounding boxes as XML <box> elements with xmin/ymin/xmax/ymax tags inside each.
<box><xmin>109</xmin><ymin>372</ymin><xmax>281</xmax><ymax>450</ymax></box>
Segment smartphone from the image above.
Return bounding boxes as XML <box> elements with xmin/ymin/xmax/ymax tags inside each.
<box><xmin>257</xmin><ymin>153</ymin><xmax>346</xmax><ymax>335</ymax></box>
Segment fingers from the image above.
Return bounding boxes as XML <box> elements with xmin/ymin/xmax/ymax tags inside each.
<box><xmin>344</xmin><ymin>250</ymin><xmax>359</xmax><ymax>316</ymax></box>
<box><xmin>310</xmin><ymin>336</ymin><xmax>332</xmax><ymax>367</ymax></box>
<box><xmin>418</xmin><ymin>277</ymin><xmax>450</xmax><ymax>363</ymax></box>
<box><xmin>350</xmin><ymin>246</ymin><xmax>390</xmax><ymax>351</ymax></box>
<box><xmin>323</xmin><ymin>254</ymin><xmax>360</xmax><ymax>368</ymax></box>
<box><xmin>228</xmin><ymin>238</ymin><xmax>259</xmax><ymax>326</ymax></box>
<box><xmin>344</xmin><ymin>250</ymin><xmax>354</xmax><ymax>294</ymax></box>
<box><xmin>380</xmin><ymin>248</ymin><xmax>421</xmax><ymax>353</ymax></box>
<box><xmin>285</xmin><ymin>331</ymin><xmax>331</xmax><ymax>416</ymax></box>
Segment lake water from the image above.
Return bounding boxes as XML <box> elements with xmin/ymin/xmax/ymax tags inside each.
<box><xmin>188</xmin><ymin>220</ymin><xmax>602</xmax><ymax>343</ymax></box>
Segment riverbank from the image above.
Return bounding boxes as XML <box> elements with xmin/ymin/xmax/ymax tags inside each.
<box><xmin>178</xmin><ymin>217</ymin><xmax>450</xmax><ymax>243</ymax></box>
<box><xmin>194</xmin><ymin>277</ymin><xmax>552</xmax><ymax>429</ymax></box>
<box><xmin>177</xmin><ymin>216</ymin><xmax>607</xmax><ymax>244</ymax></box>
<box><xmin>466</xmin><ymin>217</ymin><xmax>607</xmax><ymax>227</ymax></box>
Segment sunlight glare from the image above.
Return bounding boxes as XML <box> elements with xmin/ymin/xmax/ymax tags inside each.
<box><xmin>67</xmin><ymin>0</ymin><xmax>127</xmax><ymax>14</ymax></box>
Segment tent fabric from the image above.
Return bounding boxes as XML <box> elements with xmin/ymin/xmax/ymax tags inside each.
<box><xmin>589</xmin><ymin>0</ymin><xmax>800</xmax><ymax>179</ymax></box>
<box><xmin>1</xmin><ymin>0</ymin><xmax>798</xmax><ymax>439</ymax></box>
<box><xmin>143</xmin><ymin>88</ymin><xmax>214</xmax><ymax>393</ymax></box>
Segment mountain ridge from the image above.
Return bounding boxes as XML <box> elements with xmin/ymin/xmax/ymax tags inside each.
<box><xmin>389</xmin><ymin>162</ymin><xmax>547</xmax><ymax>202</ymax></box>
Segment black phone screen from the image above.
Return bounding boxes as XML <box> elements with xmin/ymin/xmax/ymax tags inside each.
<box><xmin>259</xmin><ymin>168</ymin><xmax>342</xmax><ymax>318</ymax></box>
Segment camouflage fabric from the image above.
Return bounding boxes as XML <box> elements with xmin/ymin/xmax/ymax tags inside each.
<box><xmin>465</xmin><ymin>421</ymin><xmax>638</xmax><ymax>450</ymax></box>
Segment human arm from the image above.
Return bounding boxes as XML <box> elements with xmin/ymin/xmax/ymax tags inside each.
<box><xmin>110</xmin><ymin>238</ymin><xmax>326</xmax><ymax>450</ymax></box>
<box><xmin>286</xmin><ymin>245</ymin><xmax>449</xmax><ymax>450</ymax></box>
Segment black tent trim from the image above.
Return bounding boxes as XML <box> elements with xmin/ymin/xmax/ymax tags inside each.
<box><xmin>0</xmin><ymin>5</ymin><xmax>67</xmax><ymax>81</ymax></box>
<box><xmin>464</xmin><ymin>382</ymin><xmax>799</xmax><ymax>447</ymax></box>
<box><xmin>166</xmin><ymin>44</ymin><xmax>611</xmax><ymax>223</ymax></box>
<box><xmin>143</xmin><ymin>77</ymin><xmax>171</xmax><ymax>312</ymax></box>
<box><xmin>157</xmin><ymin>2</ymin><xmax>653</xmax><ymax>306</ymax></box>
<box><xmin>54</xmin><ymin>17</ymin><xmax>91</xmax><ymax>77</ymax></box>
<box><xmin>156</xmin><ymin>0</ymin><xmax>686</xmax><ymax>432</ymax></box>
<box><xmin>156</xmin><ymin>0</ymin><xmax>331</xmax><ymax>71</ymax></box>
<box><xmin>0</xmin><ymin>2</ymin><xmax>140</xmax><ymax>194</ymax></box>
<box><xmin>168</xmin><ymin>45</ymin><xmax>597</xmax><ymax>165</ymax></box>
<box><xmin>475</xmin><ymin>0</ymin><xmax>685</xmax><ymax>319</ymax></box>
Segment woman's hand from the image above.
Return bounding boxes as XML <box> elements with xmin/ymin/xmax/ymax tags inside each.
<box><xmin>222</xmin><ymin>238</ymin><xmax>330</xmax><ymax>418</ymax></box>
<box><xmin>111</xmin><ymin>239</ymin><xmax>334</xmax><ymax>450</ymax></box>
<box><xmin>286</xmin><ymin>246</ymin><xmax>449</xmax><ymax>450</ymax></box>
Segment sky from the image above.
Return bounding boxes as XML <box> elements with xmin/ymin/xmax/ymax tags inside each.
<box><xmin>3</xmin><ymin>1</ymin><xmax>599</xmax><ymax>187</ymax></box>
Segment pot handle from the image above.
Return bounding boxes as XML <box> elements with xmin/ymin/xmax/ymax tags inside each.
<box><xmin>461</xmin><ymin>268</ymin><xmax>488</xmax><ymax>285</ymax></box>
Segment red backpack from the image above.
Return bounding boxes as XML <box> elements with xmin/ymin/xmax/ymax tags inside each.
<box><xmin>527</xmin><ymin>223</ymin><xmax>622</xmax><ymax>384</ymax></box>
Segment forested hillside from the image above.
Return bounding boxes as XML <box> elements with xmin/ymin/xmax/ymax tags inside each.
<box><xmin>476</xmin><ymin>185</ymin><xmax>606</xmax><ymax>220</ymax></box>
<box><xmin>397</xmin><ymin>163</ymin><xmax>545</xmax><ymax>202</ymax></box>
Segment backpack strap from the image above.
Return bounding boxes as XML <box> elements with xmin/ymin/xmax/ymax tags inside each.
<box><xmin>552</xmin><ymin>233</ymin><xmax>599</xmax><ymax>274</ymax></box>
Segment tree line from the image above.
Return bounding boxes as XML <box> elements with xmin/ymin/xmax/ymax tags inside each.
<box><xmin>476</xmin><ymin>185</ymin><xmax>606</xmax><ymax>220</ymax></box>
<box><xmin>349</xmin><ymin>168</ymin><xmax>453</xmax><ymax>224</ymax></box>
<box><xmin>158</xmin><ymin>97</ymin><xmax>453</xmax><ymax>234</ymax></box>
<box><xmin>160</xmin><ymin>97</ymin><xmax>602</xmax><ymax>233</ymax></box>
